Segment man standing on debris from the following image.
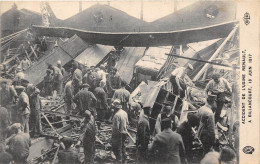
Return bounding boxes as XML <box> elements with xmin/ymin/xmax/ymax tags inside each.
<box><xmin>81</xmin><ymin>110</ymin><xmax>96</xmax><ymax>164</ymax></box>
<box><xmin>94</xmin><ymin>81</ymin><xmax>108</xmax><ymax>129</ymax></box>
<box><xmin>111</xmin><ymin>99</ymin><xmax>129</xmax><ymax>163</ymax></box>
<box><xmin>96</xmin><ymin>65</ymin><xmax>107</xmax><ymax>86</ymax></box>
<box><xmin>83</xmin><ymin>66</ymin><xmax>97</xmax><ymax>92</ymax></box>
<box><xmin>170</xmin><ymin>63</ymin><xmax>193</xmax><ymax>98</ymax></box>
<box><xmin>16</xmin><ymin>86</ymin><xmax>30</xmax><ymax>133</ymax></box>
<box><xmin>0</xmin><ymin>80</ymin><xmax>18</xmax><ymax>123</ymax></box>
<box><xmin>149</xmin><ymin>116</ymin><xmax>187</xmax><ymax>164</ymax></box>
<box><xmin>57</xmin><ymin>60</ymin><xmax>66</xmax><ymax>76</ymax></box>
<box><xmin>73</xmin><ymin>83</ymin><xmax>97</xmax><ymax>116</ymax></box>
<box><xmin>205</xmin><ymin>73</ymin><xmax>232</xmax><ymax>123</ymax></box>
<box><xmin>107</xmin><ymin>67</ymin><xmax>121</xmax><ymax>98</ymax></box>
<box><xmin>6</xmin><ymin>123</ymin><xmax>30</xmax><ymax>164</ymax></box>
<box><xmin>48</xmin><ymin>64</ymin><xmax>63</xmax><ymax>95</ymax></box>
<box><xmin>43</xmin><ymin>69</ymin><xmax>54</xmax><ymax>97</ymax></box>
<box><xmin>136</xmin><ymin>106</ymin><xmax>151</xmax><ymax>163</ymax></box>
<box><xmin>112</xmin><ymin>80</ymin><xmax>130</xmax><ymax>112</ymax></box>
<box><xmin>177</xmin><ymin>113</ymin><xmax>200</xmax><ymax>162</ymax></box>
<box><xmin>26</xmin><ymin>84</ymin><xmax>42</xmax><ymax>137</ymax></box>
<box><xmin>20</xmin><ymin>56</ymin><xmax>31</xmax><ymax>71</ymax></box>
<box><xmin>197</xmin><ymin>95</ymin><xmax>216</xmax><ymax>155</ymax></box>
<box><xmin>58</xmin><ymin>137</ymin><xmax>81</xmax><ymax>164</ymax></box>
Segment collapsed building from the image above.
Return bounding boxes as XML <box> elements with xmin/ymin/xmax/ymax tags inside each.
<box><xmin>0</xmin><ymin>1</ymin><xmax>240</xmax><ymax>163</ymax></box>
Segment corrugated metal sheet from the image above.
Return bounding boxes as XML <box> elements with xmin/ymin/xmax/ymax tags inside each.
<box><xmin>74</xmin><ymin>44</ymin><xmax>113</xmax><ymax>66</ymax></box>
<box><xmin>115</xmin><ymin>47</ymin><xmax>146</xmax><ymax>84</ymax></box>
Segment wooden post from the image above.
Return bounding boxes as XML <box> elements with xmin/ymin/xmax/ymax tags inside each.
<box><xmin>193</xmin><ymin>25</ymin><xmax>238</xmax><ymax>81</ymax></box>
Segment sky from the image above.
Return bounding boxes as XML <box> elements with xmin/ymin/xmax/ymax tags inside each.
<box><xmin>0</xmin><ymin>1</ymin><xmax>194</xmax><ymax>22</ymax></box>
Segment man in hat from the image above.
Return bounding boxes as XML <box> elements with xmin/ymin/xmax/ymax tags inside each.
<box><xmin>205</xmin><ymin>73</ymin><xmax>232</xmax><ymax>123</ymax></box>
<box><xmin>58</xmin><ymin>137</ymin><xmax>81</xmax><ymax>164</ymax></box>
<box><xmin>43</xmin><ymin>69</ymin><xmax>54</xmax><ymax>97</ymax></box>
<box><xmin>112</xmin><ymin>80</ymin><xmax>130</xmax><ymax>112</ymax></box>
<box><xmin>197</xmin><ymin>95</ymin><xmax>217</xmax><ymax>155</ymax></box>
<box><xmin>0</xmin><ymin>80</ymin><xmax>18</xmax><ymax>123</ymax></box>
<box><xmin>73</xmin><ymin>83</ymin><xmax>97</xmax><ymax>116</ymax></box>
<box><xmin>155</xmin><ymin>106</ymin><xmax>179</xmax><ymax>134</ymax></box>
<box><xmin>136</xmin><ymin>106</ymin><xmax>151</xmax><ymax>163</ymax></box>
<box><xmin>107</xmin><ymin>67</ymin><xmax>121</xmax><ymax>98</ymax></box>
<box><xmin>63</xmin><ymin>79</ymin><xmax>76</xmax><ymax>114</ymax></box>
<box><xmin>170</xmin><ymin>63</ymin><xmax>193</xmax><ymax>98</ymax></box>
<box><xmin>26</xmin><ymin>84</ymin><xmax>42</xmax><ymax>137</ymax></box>
<box><xmin>48</xmin><ymin>64</ymin><xmax>63</xmax><ymax>95</ymax></box>
<box><xmin>6</xmin><ymin>123</ymin><xmax>30</xmax><ymax>164</ymax></box>
<box><xmin>16</xmin><ymin>86</ymin><xmax>30</xmax><ymax>133</ymax></box>
<box><xmin>177</xmin><ymin>112</ymin><xmax>200</xmax><ymax>162</ymax></box>
<box><xmin>81</xmin><ymin>110</ymin><xmax>96</xmax><ymax>164</ymax></box>
<box><xmin>111</xmin><ymin>99</ymin><xmax>129</xmax><ymax>163</ymax></box>
<box><xmin>94</xmin><ymin>81</ymin><xmax>108</xmax><ymax>129</ymax></box>
<box><xmin>83</xmin><ymin>66</ymin><xmax>97</xmax><ymax>92</ymax></box>
<box><xmin>149</xmin><ymin>117</ymin><xmax>187</xmax><ymax>164</ymax></box>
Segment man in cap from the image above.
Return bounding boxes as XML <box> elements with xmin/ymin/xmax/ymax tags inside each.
<box><xmin>112</xmin><ymin>80</ymin><xmax>130</xmax><ymax>112</ymax></box>
<box><xmin>94</xmin><ymin>81</ymin><xmax>108</xmax><ymax>129</ymax></box>
<box><xmin>82</xmin><ymin>66</ymin><xmax>97</xmax><ymax>92</ymax></box>
<box><xmin>58</xmin><ymin>137</ymin><xmax>81</xmax><ymax>164</ymax></box>
<box><xmin>197</xmin><ymin>95</ymin><xmax>217</xmax><ymax>155</ymax></box>
<box><xmin>170</xmin><ymin>63</ymin><xmax>193</xmax><ymax>98</ymax></box>
<box><xmin>63</xmin><ymin>79</ymin><xmax>77</xmax><ymax>114</ymax></box>
<box><xmin>26</xmin><ymin>84</ymin><xmax>42</xmax><ymax>137</ymax></box>
<box><xmin>48</xmin><ymin>64</ymin><xmax>64</xmax><ymax>95</ymax></box>
<box><xmin>136</xmin><ymin>106</ymin><xmax>151</xmax><ymax>163</ymax></box>
<box><xmin>16</xmin><ymin>86</ymin><xmax>30</xmax><ymax>133</ymax></box>
<box><xmin>177</xmin><ymin>112</ymin><xmax>200</xmax><ymax>162</ymax></box>
<box><xmin>81</xmin><ymin>110</ymin><xmax>96</xmax><ymax>164</ymax></box>
<box><xmin>154</xmin><ymin>105</ymin><xmax>179</xmax><ymax>134</ymax></box>
<box><xmin>149</xmin><ymin>117</ymin><xmax>187</xmax><ymax>164</ymax></box>
<box><xmin>6</xmin><ymin>123</ymin><xmax>31</xmax><ymax>164</ymax></box>
<box><xmin>43</xmin><ymin>69</ymin><xmax>54</xmax><ymax>97</ymax></box>
<box><xmin>107</xmin><ymin>67</ymin><xmax>121</xmax><ymax>98</ymax></box>
<box><xmin>205</xmin><ymin>73</ymin><xmax>232</xmax><ymax>123</ymax></box>
<box><xmin>73</xmin><ymin>83</ymin><xmax>97</xmax><ymax>116</ymax></box>
<box><xmin>111</xmin><ymin>99</ymin><xmax>129</xmax><ymax>163</ymax></box>
<box><xmin>0</xmin><ymin>79</ymin><xmax>18</xmax><ymax>123</ymax></box>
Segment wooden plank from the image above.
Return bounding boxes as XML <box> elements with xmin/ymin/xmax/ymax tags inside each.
<box><xmin>193</xmin><ymin>25</ymin><xmax>239</xmax><ymax>81</ymax></box>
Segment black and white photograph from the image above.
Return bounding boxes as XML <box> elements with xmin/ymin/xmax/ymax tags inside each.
<box><xmin>0</xmin><ymin>1</ymin><xmax>259</xmax><ymax>164</ymax></box>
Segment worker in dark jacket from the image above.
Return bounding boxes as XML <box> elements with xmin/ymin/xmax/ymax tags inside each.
<box><xmin>7</xmin><ymin>123</ymin><xmax>31</xmax><ymax>164</ymax></box>
<box><xmin>136</xmin><ymin>106</ymin><xmax>151</xmax><ymax>163</ymax></box>
<box><xmin>43</xmin><ymin>69</ymin><xmax>53</xmax><ymax>97</ymax></box>
<box><xmin>94</xmin><ymin>81</ymin><xmax>108</xmax><ymax>129</ymax></box>
<box><xmin>26</xmin><ymin>84</ymin><xmax>42</xmax><ymax>137</ymax></box>
<box><xmin>177</xmin><ymin>112</ymin><xmax>199</xmax><ymax>162</ymax></box>
<box><xmin>149</xmin><ymin>117</ymin><xmax>187</xmax><ymax>164</ymax></box>
<box><xmin>58</xmin><ymin>137</ymin><xmax>81</xmax><ymax>164</ymax></box>
<box><xmin>73</xmin><ymin>83</ymin><xmax>97</xmax><ymax>116</ymax></box>
<box><xmin>107</xmin><ymin>68</ymin><xmax>121</xmax><ymax>98</ymax></box>
<box><xmin>81</xmin><ymin>110</ymin><xmax>96</xmax><ymax>164</ymax></box>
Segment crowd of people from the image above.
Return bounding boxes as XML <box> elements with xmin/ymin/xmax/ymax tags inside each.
<box><xmin>0</xmin><ymin>53</ymin><xmax>237</xmax><ymax>164</ymax></box>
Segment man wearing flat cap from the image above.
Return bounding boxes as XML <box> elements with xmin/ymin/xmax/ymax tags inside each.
<box><xmin>205</xmin><ymin>72</ymin><xmax>232</xmax><ymax>123</ymax></box>
<box><xmin>170</xmin><ymin>63</ymin><xmax>193</xmax><ymax>99</ymax></box>
<box><xmin>73</xmin><ymin>82</ymin><xmax>97</xmax><ymax>116</ymax></box>
<box><xmin>149</xmin><ymin>116</ymin><xmax>187</xmax><ymax>164</ymax></box>
<box><xmin>111</xmin><ymin>99</ymin><xmax>129</xmax><ymax>163</ymax></box>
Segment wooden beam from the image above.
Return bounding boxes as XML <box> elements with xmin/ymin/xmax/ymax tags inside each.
<box><xmin>193</xmin><ymin>25</ymin><xmax>239</xmax><ymax>81</ymax></box>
